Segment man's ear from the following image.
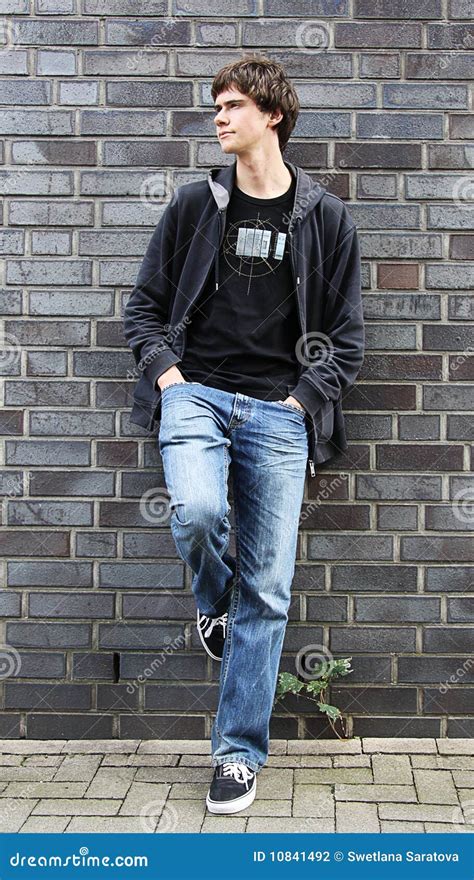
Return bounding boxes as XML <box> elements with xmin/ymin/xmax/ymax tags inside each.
<box><xmin>268</xmin><ymin>108</ymin><xmax>283</xmax><ymax>129</ymax></box>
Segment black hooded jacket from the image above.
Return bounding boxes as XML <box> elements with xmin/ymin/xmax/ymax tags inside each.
<box><xmin>123</xmin><ymin>159</ymin><xmax>365</xmax><ymax>473</ymax></box>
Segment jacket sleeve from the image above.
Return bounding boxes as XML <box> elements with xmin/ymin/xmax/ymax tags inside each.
<box><xmin>123</xmin><ymin>188</ymin><xmax>182</xmax><ymax>391</ymax></box>
<box><xmin>289</xmin><ymin>215</ymin><xmax>365</xmax><ymax>418</ymax></box>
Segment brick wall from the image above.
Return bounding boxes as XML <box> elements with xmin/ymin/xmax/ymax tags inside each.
<box><xmin>0</xmin><ymin>0</ymin><xmax>473</xmax><ymax>740</ymax></box>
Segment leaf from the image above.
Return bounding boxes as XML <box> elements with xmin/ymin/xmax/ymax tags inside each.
<box><xmin>317</xmin><ymin>702</ymin><xmax>342</xmax><ymax>721</ymax></box>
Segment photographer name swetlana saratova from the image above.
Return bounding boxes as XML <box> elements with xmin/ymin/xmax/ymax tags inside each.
<box><xmin>124</xmin><ymin>158</ymin><xmax>365</xmax><ymax>474</ymax></box>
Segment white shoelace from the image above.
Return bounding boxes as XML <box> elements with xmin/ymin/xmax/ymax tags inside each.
<box><xmin>222</xmin><ymin>762</ymin><xmax>254</xmax><ymax>785</ymax></box>
<box><xmin>201</xmin><ymin>611</ymin><xmax>228</xmax><ymax>639</ymax></box>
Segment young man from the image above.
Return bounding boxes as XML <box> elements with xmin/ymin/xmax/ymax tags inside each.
<box><xmin>124</xmin><ymin>57</ymin><xmax>365</xmax><ymax>815</ymax></box>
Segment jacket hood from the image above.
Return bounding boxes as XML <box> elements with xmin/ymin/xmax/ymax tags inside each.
<box><xmin>207</xmin><ymin>159</ymin><xmax>327</xmax><ymax>231</ymax></box>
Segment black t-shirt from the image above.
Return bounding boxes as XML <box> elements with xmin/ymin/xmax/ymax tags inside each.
<box><xmin>179</xmin><ymin>170</ymin><xmax>301</xmax><ymax>401</ymax></box>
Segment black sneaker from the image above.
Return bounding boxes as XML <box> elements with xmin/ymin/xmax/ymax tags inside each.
<box><xmin>196</xmin><ymin>609</ymin><xmax>228</xmax><ymax>662</ymax></box>
<box><xmin>206</xmin><ymin>761</ymin><xmax>257</xmax><ymax>814</ymax></box>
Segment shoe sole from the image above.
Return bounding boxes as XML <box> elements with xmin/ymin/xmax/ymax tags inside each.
<box><xmin>196</xmin><ymin>610</ymin><xmax>224</xmax><ymax>662</ymax></box>
<box><xmin>206</xmin><ymin>777</ymin><xmax>257</xmax><ymax>814</ymax></box>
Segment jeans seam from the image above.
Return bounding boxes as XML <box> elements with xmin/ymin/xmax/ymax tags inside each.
<box><xmin>276</xmin><ymin>401</ymin><xmax>306</xmax><ymax>416</ymax></box>
<box><xmin>212</xmin><ymin>755</ymin><xmax>260</xmax><ymax>773</ymax></box>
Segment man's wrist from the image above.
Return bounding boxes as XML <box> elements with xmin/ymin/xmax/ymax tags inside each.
<box><xmin>285</xmin><ymin>395</ymin><xmax>306</xmax><ymax>413</ymax></box>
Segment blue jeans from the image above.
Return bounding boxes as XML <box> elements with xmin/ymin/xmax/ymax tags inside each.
<box><xmin>157</xmin><ymin>381</ymin><xmax>309</xmax><ymax>773</ymax></box>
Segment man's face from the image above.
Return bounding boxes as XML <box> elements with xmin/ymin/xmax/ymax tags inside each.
<box><xmin>213</xmin><ymin>87</ymin><xmax>280</xmax><ymax>154</ymax></box>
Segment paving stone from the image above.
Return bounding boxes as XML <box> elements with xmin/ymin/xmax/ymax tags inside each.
<box><xmin>379</xmin><ymin>802</ymin><xmax>465</xmax><ymax>822</ymax></box>
<box><xmin>102</xmin><ymin>754</ymin><xmax>178</xmax><ymax>767</ymax></box>
<box><xmin>53</xmin><ymin>755</ymin><xmax>101</xmax><ymax>782</ymax></box>
<box><xmin>335</xmin><ymin>783</ymin><xmax>417</xmax><ymax>802</ymax></box>
<box><xmin>1</xmin><ymin>739</ymin><xmax>470</xmax><ymax>833</ymax></box>
<box><xmin>414</xmin><ymin>769</ymin><xmax>458</xmax><ymax>804</ymax></box>
<box><xmin>1</xmin><ymin>781</ymin><xmax>89</xmax><ymax>798</ymax></box>
<box><xmin>138</xmin><ymin>740</ymin><xmax>211</xmax><ymax>755</ymax></box>
<box><xmin>266</xmin><ymin>756</ymin><xmax>333</xmax><ymax>767</ymax></box>
<box><xmin>31</xmin><ymin>798</ymin><xmax>121</xmax><ymax>815</ymax></box>
<box><xmin>362</xmin><ymin>738</ymin><xmax>437</xmax><ymax>753</ymax></box>
<box><xmin>288</xmin><ymin>740</ymin><xmax>362</xmax><ymax>754</ymax></box>
<box><xmin>62</xmin><ymin>740</ymin><xmax>140</xmax><ymax>754</ymax></box>
<box><xmin>412</xmin><ymin>755</ymin><xmax>474</xmax><ymax>770</ymax></box>
<box><xmin>118</xmin><ymin>782</ymin><xmax>169</xmax><ymax>816</ymax></box>
<box><xmin>19</xmin><ymin>815</ymin><xmax>71</xmax><ymax>832</ymax></box>
<box><xmin>201</xmin><ymin>816</ymin><xmax>247</xmax><ymax>832</ymax></box>
<box><xmin>23</xmin><ymin>756</ymin><xmax>64</xmax><ymax>767</ymax></box>
<box><xmin>66</xmin><ymin>816</ymin><xmax>155</xmax><ymax>832</ymax></box>
<box><xmin>437</xmin><ymin>739</ymin><xmax>474</xmax><ymax>755</ymax></box>
<box><xmin>453</xmin><ymin>771</ymin><xmax>474</xmax><ymax>788</ymax></box>
<box><xmin>84</xmin><ymin>767</ymin><xmax>136</xmax><ymax>799</ymax></box>
<box><xmin>333</xmin><ymin>756</ymin><xmax>371</xmax><ymax>767</ymax></box>
<box><xmin>0</xmin><ymin>767</ymin><xmax>57</xmax><ymax>782</ymax></box>
<box><xmin>294</xmin><ymin>768</ymin><xmax>372</xmax><ymax>784</ymax></box>
<box><xmin>135</xmin><ymin>767</ymin><xmax>211</xmax><ymax>784</ymax></box>
<box><xmin>372</xmin><ymin>754</ymin><xmax>412</xmax><ymax>785</ymax></box>
<box><xmin>0</xmin><ymin>741</ymin><xmax>66</xmax><ymax>754</ymax></box>
<box><xmin>380</xmin><ymin>820</ymin><xmax>425</xmax><ymax>832</ymax></box>
<box><xmin>336</xmin><ymin>801</ymin><xmax>379</xmax><ymax>832</ymax></box>
<box><xmin>156</xmin><ymin>798</ymin><xmax>206</xmax><ymax>833</ymax></box>
<box><xmin>424</xmin><ymin>822</ymin><xmax>474</xmax><ymax>833</ymax></box>
<box><xmin>296</xmin><ymin>756</ymin><xmax>334</xmax><ymax>767</ymax></box>
<box><xmin>293</xmin><ymin>784</ymin><xmax>334</xmax><ymax>818</ymax></box>
<box><xmin>457</xmin><ymin>787</ymin><xmax>474</xmax><ymax>828</ymax></box>
<box><xmin>175</xmin><ymin>755</ymin><xmax>213</xmax><ymax>767</ymax></box>
<box><xmin>251</xmin><ymin>769</ymin><xmax>293</xmax><ymax>799</ymax></box>
<box><xmin>0</xmin><ymin>799</ymin><xmax>39</xmax><ymax>832</ymax></box>
<box><xmin>247</xmin><ymin>816</ymin><xmax>335</xmax><ymax>832</ymax></box>
<box><xmin>168</xmin><ymin>783</ymin><xmax>209</xmax><ymax>799</ymax></box>
<box><xmin>245</xmin><ymin>799</ymin><xmax>292</xmax><ymax>817</ymax></box>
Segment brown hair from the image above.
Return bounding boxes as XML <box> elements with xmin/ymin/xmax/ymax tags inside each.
<box><xmin>211</xmin><ymin>55</ymin><xmax>300</xmax><ymax>153</ymax></box>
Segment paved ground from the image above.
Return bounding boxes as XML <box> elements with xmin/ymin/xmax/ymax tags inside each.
<box><xmin>0</xmin><ymin>738</ymin><xmax>473</xmax><ymax>834</ymax></box>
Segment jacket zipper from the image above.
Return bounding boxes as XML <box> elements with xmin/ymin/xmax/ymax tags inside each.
<box><xmin>176</xmin><ymin>210</ymin><xmax>225</xmax><ymax>360</ymax></box>
<box><xmin>288</xmin><ymin>227</ymin><xmax>316</xmax><ymax>478</ymax></box>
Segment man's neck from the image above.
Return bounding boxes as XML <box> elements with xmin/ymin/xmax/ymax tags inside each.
<box><xmin>234</xmin><ymin>151</ymin><xmax>293</xmax><ymax>199</ymax></box>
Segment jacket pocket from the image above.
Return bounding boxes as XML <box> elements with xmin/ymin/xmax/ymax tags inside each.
<box><xmin>130</xmin><ymin>395</ymin><xmax>160</xmax><ymax>431</ymax></box>
<box><xmin>314</xmin><ymin>397</ymin><xmax>334</xmax><ymax>442</ymax></box>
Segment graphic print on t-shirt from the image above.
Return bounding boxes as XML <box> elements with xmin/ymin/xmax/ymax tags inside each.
<box><xmin>225</xmin><ymin>219</ymin><xmax>288</xmax><ymax>281</ymax></box>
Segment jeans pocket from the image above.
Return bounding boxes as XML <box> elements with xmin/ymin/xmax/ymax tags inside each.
<box><xmin>276</xmin><ymin>400</ymin><xmax>306</xmax><ymax>418</ymax></box>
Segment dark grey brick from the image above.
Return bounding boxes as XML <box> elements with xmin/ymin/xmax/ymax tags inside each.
<box><xmin>29</xmin><ymin>592</ymin><xmax>114</xmax><ymax>618</ymax></box>
<box><xmin>99</xmin><ymin>562</ymin><xmax>184</xmax><ymax>589</ymax></box>
<box><xmin>5</xmin><ymin>683</ymin><xmax>92</xmax><ymax>709</ymax></box>
<box><xmin>7</xmin><ymin>622</ymin><xmax>91</xmax><ymax>647</ymax></box>
<box><xmin>355</xmin><ymin>597</ymin><xmax>440</xmax><ymax>622</ymax></box>
<box><xmin>27</xmin><ymin>714</ymin><xmax>113</xmax><ymax>738</ymax></box>
<box><xmin>8</xmin><ymin>561</ymin><xmax>93</xmax><ymax>587</ymax></box>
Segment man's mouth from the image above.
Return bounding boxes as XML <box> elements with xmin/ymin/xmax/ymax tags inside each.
<box><xmin>219</xmin><ymin>132</ymin><xmax>233</xmax><ymax>138</ymax></box>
